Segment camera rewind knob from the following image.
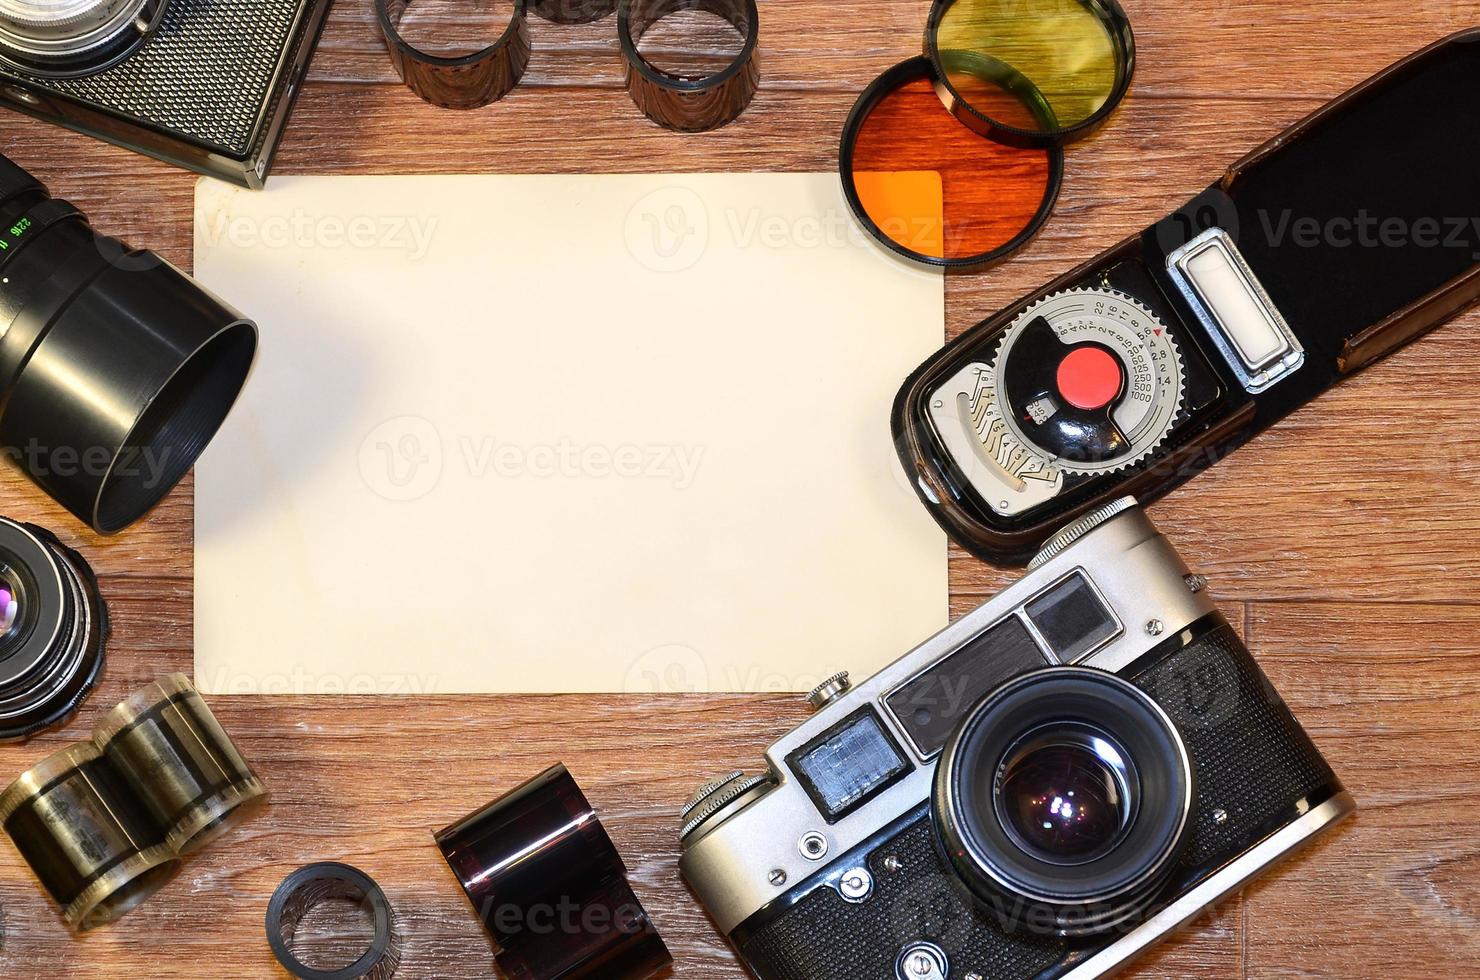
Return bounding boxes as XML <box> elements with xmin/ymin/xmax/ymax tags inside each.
<box><xmin>807</xmin><ymin>672</ymin><xmax>852</xmax><ymax>710</ymax></box>
<box><xmin>1028</xmin><ymin>496</ymin><xmax>1140</xmax><ymax>570</ymax></box>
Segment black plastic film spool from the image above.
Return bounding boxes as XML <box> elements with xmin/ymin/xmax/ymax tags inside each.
<box><xmin>266</xmin><ymin>862</ymin><xmax>401</xmax><ymax>980</ymax></box>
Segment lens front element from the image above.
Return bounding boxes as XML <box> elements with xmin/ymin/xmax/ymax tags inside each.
<box><xmin>933</xmin><ymin>667</ymin><xmax>1193</xmax><ymax>937</ymax></box>
<box><xmin>997</xmin><ymin>723</ymin><xmax>1135</xmax><ymax>863</ymax></box>
<box><xmin>0</xmin><ymin>0</ymin><xmax>165</xmax><ymax>75</ymax></box>
<box><xmin>0</xmin><ymin>568</ymin><xmax>22</xmax><ymax>642</ymax></box>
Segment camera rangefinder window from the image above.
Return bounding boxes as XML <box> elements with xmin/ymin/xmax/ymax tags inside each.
<box><xmin>885</xmin><ymin>615</ymin><xmax>1049</xmax><ymax>757</ymax></box>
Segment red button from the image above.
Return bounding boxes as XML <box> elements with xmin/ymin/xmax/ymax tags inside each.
<box><xmin>1056</xmin><ymin>347</ymin><xmax>1123</xmax><ymax>411</ymax></box>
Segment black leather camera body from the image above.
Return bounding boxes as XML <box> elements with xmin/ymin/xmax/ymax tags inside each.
<box><xmin>0</xmin><ymin>0</ymin><xmax>334</xmax><ymax>187</ymax></box>
<box><xmin>679</xmin><ymin>501</ymin><xmax>1352</xmax><ymax>980</ymax></box>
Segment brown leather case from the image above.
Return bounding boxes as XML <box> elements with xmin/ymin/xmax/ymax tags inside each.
<box><xmin>895</xmin><ymin>29</ymin><xmax>1480</xmax><ymax>564</ymax></box>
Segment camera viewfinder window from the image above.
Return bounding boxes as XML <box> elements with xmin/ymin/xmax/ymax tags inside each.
<box><xmin>787</xmin><ymin>709</ymin><xmax>911</xmax><ymax>823</ymax></box>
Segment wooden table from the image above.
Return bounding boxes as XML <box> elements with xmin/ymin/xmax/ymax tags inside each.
<box><xmin>1</xmin><ymin>1</ymin><xmax>1477</xmax><ymax>976</ymax></box>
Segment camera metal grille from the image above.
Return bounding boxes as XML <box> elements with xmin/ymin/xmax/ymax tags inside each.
<box><xmin>20</xmin><ymin>0</ymin><xmax>305</xmax><ymax>154</ymax></box>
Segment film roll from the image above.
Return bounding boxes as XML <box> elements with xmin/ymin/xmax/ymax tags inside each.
<box><xmin>0</xmin><ymin>742</ymin><xmax>182</xmax><ymax>931</ymax></box>
<box><xmin>94</xmin><ymin>673</ymin><xmax>268</xmax><ymax>855</ymax></box>
<box><xmin>376</xmin><ymin>0</ymin><xmax>532</xmax><ymax>109</ymax></box>
<box><xmin>435</xmin><ymin>764</ymin><xmax>673</xmax><ymax>980</ymax></box>
<box><xmin>619</xmin><ymin>0</ymin><xmax>760</xmax><ymax>132</ymax></box>
<box><xmin>0</xmin><ymin>674</ymin><xmax>266</xmax><ymax>930</ymax></box>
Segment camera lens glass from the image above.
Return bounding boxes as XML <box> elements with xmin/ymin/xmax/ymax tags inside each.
<box><xmin>0</xmin><ymin>0</ymin><xmax>167</xmax><ymax>76</ymax></box>
<box><xmin>933</xmin><ymin>667</ymin><xmax>1193</xmax><ymax>937</ymax></box>
<box><xmin>0</xmin><ymin>566</ymin><xmax>25</xmax><ymax>648</ymax></box>
<box><xmin>0</xmin><ymin>518</ymin><xmax>106</xmax><ymax>741</ymax></box>
<box><xmin>996</xmin><ymin>723</ymin><xmax>1134</xmax><ymax>863</ymax></box>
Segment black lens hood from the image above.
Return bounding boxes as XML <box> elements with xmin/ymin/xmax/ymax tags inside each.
<box><xmin>933</xmin><ymin>666</ymin><xmax>1194</xmax><ymax>937</ymax></box>
<box><xmin>0</xmin><ymin>155</ymin><xmax>257</xmax><ymax>533</ymax></box>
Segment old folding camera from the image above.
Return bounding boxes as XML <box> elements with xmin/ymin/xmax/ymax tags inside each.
<box><xmin>0</xmin><ymin>0</ymin><xmax>333</xmax><ymax>187</ymax></box>
<box><xmin>680</xmin><ymin>499</ymin><xmax>1353</xmax><ymax>980</ymax></box>
<box><xmin>895</xmin><ymin>30</ymin><xmax>1480</xmax><ymax>564</ymax></box>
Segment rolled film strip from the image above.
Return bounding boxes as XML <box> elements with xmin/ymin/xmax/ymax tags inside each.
<box><xmin>376</xmin><ymin>0</ymin><xmax>532</xmax><ymax>109</ymax></box>
<box><xmin>0</xmin><ymin>674</ymin><xmax>267</xmax><ymax>930</ymax></box>
<box><xmin>0</xmin><ymin>742</ymin><xmax>182</xmax><ymax>931</ymax></box>
<box><xmin>619</xmin><ymin>0</ymin><xmax>760</xmax><ymax>132</ymax></box>
<box><xmin>435</xmin><ymin>764</ymin><xmax>673</xmax><ymax>980</ymax></box>
<box><xmin>266</xmin><ymin>863</ymin><xmax>402</xmax><ymax>980</ymax></box>
<box><xmin>93</xmin><ymin>672</ymin><xmax>269</xmax><ymax>855</ymax></box>
<box><xmin>840</xmin><ymin>54</ymin><xmax>1063</xmax><ymax>270</ymax></box>
<box><xmin>925</xmin><ymin>0</ymin><xmax>1136</xmax><ymax>148</ymax></box>
<box><xmin>529</xmin><ymin>0</ymin><xmax>615</xmax><ymax>24</ymax></box>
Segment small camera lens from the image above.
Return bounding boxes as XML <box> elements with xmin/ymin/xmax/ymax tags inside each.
<box><xmin>996</xmin><ymin>723</ymin><xmax>1135</xmax><ymax>863</ymax></box>
<box><xmin>933</xmin><ymin>667</ymin><xmax>1194</xmax><ymax>937</ymax></box>
<box><xmin>0</xmin><ymin>517</ymin><xmax>107</xmax><ymax>740</ymax></box>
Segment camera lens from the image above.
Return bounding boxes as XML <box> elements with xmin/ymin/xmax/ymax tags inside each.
<box><xmin>933</xmin><ymin>667</ymin><xmax>1193</xmax><ymax>937</ymax></box>
<box><xmin>0</xmin><ymin>0</ymin><xmax>168</xmax><ymax>76</ymax></box>
<box><xmin>996</xmin><ymin>723</ymin><xmax>1134</xmax><ymax>862</ymax></box>
<box><xmin>0</xmin><ymin>154</ymin><xmax>257</xmax><ymax>533</ymax></box>
<box><xmin>0</xmin><ymin>517</ymin><xmax>107</xmax><ymax>741</ymax></box>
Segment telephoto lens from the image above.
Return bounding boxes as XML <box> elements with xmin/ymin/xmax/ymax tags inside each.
<box><xmin>0</xmin><ymin>515</ymin><xmax>106</xmax><ymax>741</ymax></box>
<box><xmin>0</xmin><ymin>154</ymin><xmax>257</xmax><ymax>533</ymax></box>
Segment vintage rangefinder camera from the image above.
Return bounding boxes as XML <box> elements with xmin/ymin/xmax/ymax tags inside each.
<box><xmin>680</xmin><ymin>499</ymin><xmax>1353</xmax><ymax>980</ymax></box>
<box><xmin>0</xmin><ymin>0</ymin><xmax>333</xmax><ymax>187</ymax></box>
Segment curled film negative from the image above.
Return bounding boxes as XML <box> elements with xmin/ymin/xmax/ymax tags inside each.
<box><xmin>435</xmin><ymin>763</ymin><xmax>673</xmax><ymax>980</ymax></box>
<box><xmin>0</xmin><ymin>673</ymin><xmax>266</xmax><ymax>930</ymax></box>
<box><xmin>376</xmin><ymin>0</ymin><xmax>532</xmax><ymax>109</ymax></box>
<box><xmin>619</xmin><ymin>0</ymin><xmax>760</xmax><ymax>132</ymax></box>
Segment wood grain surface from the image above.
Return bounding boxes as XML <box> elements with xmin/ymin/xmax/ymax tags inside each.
<box><xmin>1</xmin><ymin>0</ymin><xmax>1478</xmax><ymax>976</ymax></box>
